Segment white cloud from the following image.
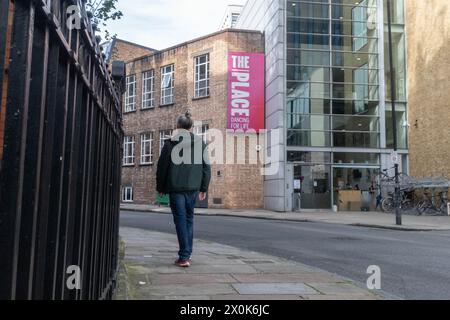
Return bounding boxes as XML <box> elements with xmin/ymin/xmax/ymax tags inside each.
<box><xmin>104</xmin><ymin>0</ymin><xmax>247</xmax><ymax>49</ymax></box>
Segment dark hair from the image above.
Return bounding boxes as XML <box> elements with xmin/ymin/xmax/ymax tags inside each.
<box><xmin>177</xmin><ymin>110</ymin><xmax>194</xmax><ymax>130</ymax></box>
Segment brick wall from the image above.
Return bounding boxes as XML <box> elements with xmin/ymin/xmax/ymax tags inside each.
<box><xmin>121</xmin><ymin>30</ymin><xmax>265</xmax><ymax>209</ymax></box>
<box><xmin>406</xmin><ymin>1</ymin><xmax>450</xmax><ymax>178</ymax></box>
<box><xmin>111</xmin><ymin>39</ymin><xmax>156</xmax><ymax>63</ymax></box>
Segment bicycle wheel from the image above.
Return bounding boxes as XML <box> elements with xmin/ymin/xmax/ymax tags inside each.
<box><xmin>401</xmin><ymin>199</ymin><xmax>414</xmax><ymax>211</ymax></box>
<box><xmin>439</xmin><ymin>201</ymin><xmax>449</xmax><ymax>215</ymax></box>
<box><xmin>381</xmin><ymin>197</ymin><xmax>395</xmax><ymax>213</ymax></box>
<box><xmin>416</xmin><ymin>200</ymin><xmax>429</xmax><ymax>216</ymax></box>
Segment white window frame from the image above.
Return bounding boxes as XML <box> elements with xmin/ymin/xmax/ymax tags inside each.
<box><xmin>161</xmin><ymin>64</ymin><xmax>174</xmax><ymax>105</ymax></box>
<box><xmin>194</xmin><ymin>54</ymin><xmax>210</xmax><ymax>98</ymax></box>
<box><xmin>122</xmin><ymin>186</ymin><xmax>133</xmax><ymax>202</ymax></box>
<box><xmin>140</xmin><ymin>133</ymin><xmax>153</xmax><ymax>165</ymax></box>
<box><xmin>231</xmin><ymin>13</ymin><xmax>240</xmax><ymax>28</ymax></box>
<box><xmin>123</xmin><ymin>136</ymin><xmax>135</xmax><ymax>166</ymax></box>
<box><xmin>142</xmin><ymin>70</ymin><xmax>155</xmax><ymax>109</ymax></box>
<box><xmin>159</xmin><ymin>130</ymin><xmax>173</xmax><ymax>155</ymax></box>
<box><xmin>125</xmin><ymin>75</ymin><xmax>136</xmax><ymax>112</ymax></box>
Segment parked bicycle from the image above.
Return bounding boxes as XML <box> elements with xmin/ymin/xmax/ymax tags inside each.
<box><xmin>381</xmin><ymin>189</ymin><xmax>415</xmax><ymax>213</ymax></box>
<box><xmin>416</xmin><ymin>189</ymin><xmax>449</xmax><ymax>216</ymax></box>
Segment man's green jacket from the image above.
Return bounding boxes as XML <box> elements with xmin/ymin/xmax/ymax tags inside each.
<box><xmin>156</xmin><ymin>132</ymin><xmax>211</xmax><ymax>194</ymax></box>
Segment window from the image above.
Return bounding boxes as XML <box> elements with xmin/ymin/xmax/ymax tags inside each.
<box><xmin>140</xmin><ymin>133</ymin><xmax>153</xmax><ymax>164</ymax></box>
<box><xmin>142</xmin><ymin>70</ymin><xmax>155</xmax><ymax>109</ymax></box>
<box><xmin>194</xmin><ymin>54</ymin><xmax>210</xmax><ymax>98</ymax></box>
<box><xmin>123</xmin><ymin>136</ymin><xmax>135</xmax><ymax>165</ymax></box>
<box><xmin>122</xmin><ymin>187</ymin><xmax>133</xmax><ymax>202</ymax></box>
<box><xmin>161</xmin><ymin>65</ymin><xmax>174</xmax><ymax>105</ymax></box>
<box><xmin>194</xmin><ymin>122</ymin><xmax>210</xmax><ymax>143</ymax></box>
<box><xmin>231</xmin><ymin>13</ymin><xmax>240</xmax><ymax>27</ymax></box>
<box><xmin>353</xmin><ymin>64</ymin><xmax>369</xmax><ymax>113</ymax></box>
<box><xmin>352</xmin><ymin>0</ymin><xmax>368</xmax><ymax>51</ymax></box>
<box><xmin>159</xmin><ymin>130</ymin><xmax>173</xmax><ymax>155</ymax></box>
<box><xmin>125</xmin><ymin>75</ymin><xmax>136</xmax><ymax>112</ymax></box>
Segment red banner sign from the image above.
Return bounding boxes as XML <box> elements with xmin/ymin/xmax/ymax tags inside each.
<box><xmin>227</xmin><ymin>52</ymin><xmax>265</xmax><ymax>133</ymax></box>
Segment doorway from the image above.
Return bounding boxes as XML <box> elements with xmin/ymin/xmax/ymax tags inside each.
<box><xmin>294</xmin><ymin>165</ymin><xmax>332</xmax><ymax>209</ymax></box>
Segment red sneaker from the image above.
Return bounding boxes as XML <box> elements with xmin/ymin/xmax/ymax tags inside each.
<box><xmin>174</xmin><ymin>259</ymin><xmax>190</xmax><ymax>268</ymax></box>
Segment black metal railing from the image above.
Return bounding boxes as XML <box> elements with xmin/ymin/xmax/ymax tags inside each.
<box><xmin>0</xmin><ymin>0</ymin><xmax>124</xmax><ymax>300</ymax></box>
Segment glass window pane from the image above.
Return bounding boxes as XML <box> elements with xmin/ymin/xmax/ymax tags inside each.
<box><xmin>288</xmin><ymin>81</ymin><xmax>331</xmax><ymax>99</ymax></box>
<box><xmin>332</xmin><ymin>67</ymin><xmax>378</xmax><ymax>85</ymax></box>
<box><xmin>287</xmin><ymin>151</ymin><xmax>332</xmax><ymax>163</ymax></box>
<box><xmin>287</xmin><ymin>33</ymin><xmax>329</xmax><ymax>50</ymax></box>
<box><xmin>332</xmin><ymin>100</ymin><xmax>378</xmax><ymax>115</ymax></box>
<box><xmin>383</xmin><ymin>0</ymin><xmax>404</xmax><ymax>24</ymax></box>
<box><xmin>287</xmin><ymin>130</ymin><xmax>331</xmax><ymax>147</ymax></box>
<box><xmin>332</xmin><ymin>36</ymin><xmax>377</xmax><ymax>53</ymax></box>
<box><xmin>287</xmin><ymin>66</ymin><xmax>330</xmax><ymax>82</ymax></box>
<box><xmin>287</xmin><ymin>114</ymin><xmax>331</xmax><ymax>130</ymax></box>
<box><xmin>287</xmin><ymin>98</ymin><xmax>331</xmax><ymax>114</ymax></box>
<box><xmin>332</xmin><ymin>115</ymin><xmax>379</xmax><ymax>132</ymax></box>
<box><xmin>332</xmin><ymin>52</ymin><xmax>378</xmax><ymax>68</ymax></box>
<box><xmin>288</xmin><ymin>50</ymin><xmax>331</xmax><ymax>66</ymax></box>
<box><xmin>333</xmin><ymin>83</ymin><xmax>378</xmax><ymax>100</ymax></box>
<box><xmin>333</xmin><ymin>132</ymin><xmax>379</xmax><ymax>148</ymax></box>
<box><xmin>287</xmin><ymin>2</ymin><xmax>329</xmax><ymax>18</ymax></box>
<box><xmin>334</xmin><ymin>152</ymin><xmax>380</xmax><ymax>164</ymax></box>
<box><xmin>287</xmin><ymin>18</ymin><xmax>329</xmax><ymax>34</ymax></box>
<box><xmin>385</xmin><ymin>105</ymin><xmax>408</xmax><ymax>149</ymax></box>
<box><xmin>384</xmin><ymin>30</ymin><xmax>406</xmax><ymax>101</ymax></box>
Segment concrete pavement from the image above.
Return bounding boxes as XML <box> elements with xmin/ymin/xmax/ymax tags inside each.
<box><xmin>115</xmin><ymin>227</ymin><xmax>381</xmax><ymax>300</ymax></box>
<box><xmin>120</xmin><ymin>203</ymin><xmax>450</xmax><ymax>231</ymax></box>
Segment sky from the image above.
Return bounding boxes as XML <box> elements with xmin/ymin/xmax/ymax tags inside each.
<box><xmin>104</xmin><ymin>0</ymin><xmax>247</xmax><ymax>50</ymax></box>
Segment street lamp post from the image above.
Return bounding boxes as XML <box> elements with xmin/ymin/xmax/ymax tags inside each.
<box><xmin>386</xmin><ymin>0</ymin><xmax>402</xmax><ymax>225</ymax></box>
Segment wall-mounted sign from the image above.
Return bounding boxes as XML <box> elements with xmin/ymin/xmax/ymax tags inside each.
<box><xmin>391</xmin><ymin>151</ymin><xmax>400</xmax><ymax>165</ymax></box>
<box><xmin>227</xmin><ymin>52</ymin><xmax>265</xmax><ymax>133</ymax></box>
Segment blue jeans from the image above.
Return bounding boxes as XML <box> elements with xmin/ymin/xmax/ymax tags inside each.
<box><xmin>169</xmin><ymin>192</ymin><xmax>198</xmax><ymax>260</ymax></box>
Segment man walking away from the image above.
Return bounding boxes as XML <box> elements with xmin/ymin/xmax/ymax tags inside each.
<box><xmin>156</xmin><ymin>111</ymin><xmax>211</xmax><ymax>268</ymax></box>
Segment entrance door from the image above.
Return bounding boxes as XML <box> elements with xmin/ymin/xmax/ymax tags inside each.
<box><xmin>295</xmin><ymin>165</ymin><xmax>331</xmax><ymax>209</ymax></box>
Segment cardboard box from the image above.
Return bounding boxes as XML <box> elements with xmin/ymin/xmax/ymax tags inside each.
<box><xmin>337</xmin><ymin>190</ymin><xmax>362</xmax><ymax>212</ymax></box>
<box><xmin>349</xmin><ymin>201</ymin><xmax>362</xmax><ymax>212</ymax></box>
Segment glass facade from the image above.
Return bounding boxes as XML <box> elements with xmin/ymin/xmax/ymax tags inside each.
<box><xmin>235</xmin><ymin>0</ymin><xmax>408</xmax><ymax>211</ymax></box>
<box><xmin>286</xmin><ymin>0</ymin><xmax>380</xmax><ymax>149</ymax></box>
<box><xmin>285</xmin><ymin>0</ymin><xmax>407</xmax><ymax>209</ymax></box>
<box><xmin>384</xmin><ymin>0</ymin><xmax>407</xmax><ymax>149</ymax></box>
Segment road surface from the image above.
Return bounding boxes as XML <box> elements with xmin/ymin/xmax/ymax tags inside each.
<box><xmin>120</xmin><ymin>211</ymin><xmax>450</xmax><ymax>299</ymax></box>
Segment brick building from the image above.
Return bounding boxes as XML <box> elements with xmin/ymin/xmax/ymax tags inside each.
<box><xmin>120</xmin><ymin>29</ymin><xmax>265</xmax><ymax>209</ymax></box>
<box><xmin>103</xmin><ymin>38</ymin><xmax>157</xmax><ymax>64</ymax></box>
<box><xmin>406</xmin><ymin>0</ymin><xmax>450</xmax><ymax>179</ymax></box>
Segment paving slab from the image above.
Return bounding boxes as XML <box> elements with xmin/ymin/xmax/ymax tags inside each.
<box><xmin>115</xmin><ymin>227</ymin><xmax>381</xmax><ymax>300</ymax></box>
<box><xmin>252</xmin><ymin>264</ymin><xmax>316</xmax><ymax>274</ymax></box>
<box><xmin>184</xmin><ymin>264</ymin><xmax>259</xmax><ymax>274</ymax></box>
<box><xmin>232</xmin><ymin>283</ymin><xmax>319</xmax><ymax>295</ymax></box>
<box><xmin>231</xmin><ymin>273</ymin><xmax>343</xmax><ymax>284</ymax></box>
<box><xmin>150</xmin><ymin>274</ymin><xmax>236</xmax><ymax>285</ymax></box>
<box><xmin>143</xmin><ymin>284</ymin><xmax>237</xmax><ymax>296</ymax></box>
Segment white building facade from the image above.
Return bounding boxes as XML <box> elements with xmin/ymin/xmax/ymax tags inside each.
<box><xmin>220</xmin><ymin>5</ymin><xmax>244</xmax><ymax>29</ymax></box>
